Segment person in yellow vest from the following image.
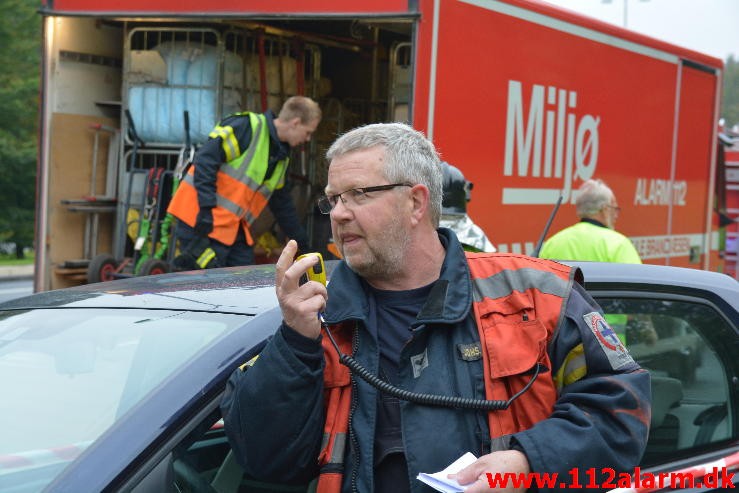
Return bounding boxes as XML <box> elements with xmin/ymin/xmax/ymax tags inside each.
<box><xmin>539</xmin><ymin>179</ymin><xmax>652</xmax><ymax>345</ymax></box>
<box><xmin>539</xmin><ymin>178</ymin><xmax>642</xmax><ymax>263</ymax></box>
<box><xmin>221</xmin><ymin>123</ymin><xmax>650</xmax><ymax>492</ymax></box>
<box><xmin>168</xmin><ymin>96</ymin><xmax>321</xmax><ymax>268</ymax></box>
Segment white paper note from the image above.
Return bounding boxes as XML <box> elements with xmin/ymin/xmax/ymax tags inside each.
<box><xmin>416</xmin><ymin>452</ymin><xmax>477</xmax><ymax>492</ymax></box>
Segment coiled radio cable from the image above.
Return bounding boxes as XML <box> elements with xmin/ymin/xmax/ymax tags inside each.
<box><xmin>322</xmin><ymin>315</ymin><xmax>542</xmax><ymax>411</ymax></box>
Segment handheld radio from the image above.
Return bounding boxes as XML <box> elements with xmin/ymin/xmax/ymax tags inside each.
<box><xmin>296</xmin><ymin>253</ymin><xmax>326</xmax><ymax>286</ymax></box>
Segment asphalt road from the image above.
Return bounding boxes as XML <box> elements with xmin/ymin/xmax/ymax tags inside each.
<box><xmin>0</xmin><ymin>278</ymin><xmax>33</xmax><ymax>304</ymax></box>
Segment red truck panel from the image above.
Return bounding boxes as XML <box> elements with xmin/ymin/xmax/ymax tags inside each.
<box><xmin>415</xmin><ymin>0</ymin><xmax>720</xmax><ymax>267</ymax></box>
<box><xmin>668</xmin><ymin>66</ymin><xmax>720</xmax><ymax>267</ymax></box>
<box><xmin>42</xmin><ymin>0</ymin><xmax>409</xmax><ymax>14</ymax></box>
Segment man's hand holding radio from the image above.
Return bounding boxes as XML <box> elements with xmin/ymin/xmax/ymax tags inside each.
<box><xmin>275</xmin><ymin>240</ymin><xmax>328</xmax><ymax>340</ymax></box>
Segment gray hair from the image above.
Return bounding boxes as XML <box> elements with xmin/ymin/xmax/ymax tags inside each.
<box><xmin>326</xmin><ymin>122</ymin><xmax>443</xmax><ymax>226</ymax></box>
<box><xmin>575</xmin><ymin>179</ymin><xmax>614</xmax><ymax>217</ymax></box>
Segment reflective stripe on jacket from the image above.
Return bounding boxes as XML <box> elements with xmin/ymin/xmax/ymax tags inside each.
<box><xmin>315</xmin><ymin>252</ymin><xmax>575</xmax><ymax>492</ymax></box>
<box><xmin>167</xmin><ymin>112</ymin><xmax>289</xmax><ymax>245</ymax></box>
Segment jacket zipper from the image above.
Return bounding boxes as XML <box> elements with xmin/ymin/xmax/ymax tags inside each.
<box><xmin>349</xmin><ymin>321</ymin><xmax>360</xmax><ymax>493</ymax></box>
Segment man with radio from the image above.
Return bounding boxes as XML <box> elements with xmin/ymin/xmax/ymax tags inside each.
<box><xmin>221</xmin><ymin>123</ymin><xmax>650</xmax><ymax>492</ymax></box>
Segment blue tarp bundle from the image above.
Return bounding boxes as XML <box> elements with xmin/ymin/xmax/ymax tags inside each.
<box><xmin>128</xmin><ymin>43</ymin><xmax>243</xmax><ymax>145</ymax></box>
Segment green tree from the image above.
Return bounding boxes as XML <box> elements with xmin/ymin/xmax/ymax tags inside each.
<box><xmin>722</xmin><ymin>55</ymin><xmax>739</xmax><ymax>130</ymax></box>
<box><xmin>0</xmin><ymin>0</ymin><xmax>40</xmax><ymax>258</ymax></box>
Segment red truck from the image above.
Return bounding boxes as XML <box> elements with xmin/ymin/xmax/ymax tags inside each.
<box><xmin>35</xmin><ymin>0</ymin><xmax>727</xmax><ymax>290</ymax></box>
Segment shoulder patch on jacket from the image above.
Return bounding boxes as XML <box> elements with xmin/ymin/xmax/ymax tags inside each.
<box><xmin>583</xmin><ymin>312</ymin><xmax>634</xmax><ymax>369</ymax></box>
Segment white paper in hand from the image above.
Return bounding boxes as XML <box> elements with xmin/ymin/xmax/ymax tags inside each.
<box><xmin>416</xmin><ymin>452</ymin><xmax>477</xmax><ymax>492</ymax></box>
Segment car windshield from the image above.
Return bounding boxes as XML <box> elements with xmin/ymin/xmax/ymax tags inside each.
<box><xmin>0</xmin><ymin>307</ymin><xmax>248</xmax><ymax>489</ymax></box>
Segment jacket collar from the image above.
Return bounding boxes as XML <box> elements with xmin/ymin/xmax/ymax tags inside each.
<box><xmin>580</xmin><ymin>217</ymin><xmax>608</xmax><ymax>228</ymax></box>
<box><xmin>264</xmin><ymin>109</ymin><xmax>278</xmax><ymax>142</ymax></box>
<box><xmin>323</xmin><ymin>228</ymin><xmax>473</xmax><ymax>326</ymax></box>
<box><xmin>263</xmin><ymin>110</ymin><xmax>289</xmax><ymax>176</ymax></box>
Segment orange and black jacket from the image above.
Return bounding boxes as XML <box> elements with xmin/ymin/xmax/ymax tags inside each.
<box><xmin>167</xmin><ymin>110</ymin><xmax>308</xmax><ymax>250</ymax></box>
<box><xmin>221</xmin><ymin>229</ymin><xmax>651</xmax><ymax>493</ymax></box>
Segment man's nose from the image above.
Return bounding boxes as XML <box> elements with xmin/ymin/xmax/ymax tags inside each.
<box><xmin>330</xmin><ymin>198</ymin><xmax>352</xmax><ymax>219</ymax></box>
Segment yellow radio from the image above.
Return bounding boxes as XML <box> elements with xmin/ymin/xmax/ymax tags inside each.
<box><xmin>296</xmin><ymin>253</ymin><xmax>326</xmax><ymax>286</ymax></box>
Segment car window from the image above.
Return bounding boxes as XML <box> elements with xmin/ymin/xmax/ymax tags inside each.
<box><xmin>598</xmin><ymin>297</ymin><xmax>736</xmax><ymax>465</ymax></box>
<box><xmin>0</xmin><ymin>308</ymin><xmax>248</xmax><ymax>492</ymax></box>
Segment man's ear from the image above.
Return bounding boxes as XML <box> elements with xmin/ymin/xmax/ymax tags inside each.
<box><xmin>408</xmin><ymin>185</ymin><xmax>430</xmax><ymax>225</ymax></box>
<box><xmin>290</xmin><ymin>117</ymin><xmax>301</xmax><ymax>128</ymax></box>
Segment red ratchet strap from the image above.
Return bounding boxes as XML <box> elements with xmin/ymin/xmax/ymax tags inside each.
<box><xmin>293</xmin><ymin>39</ymin><xmax>305</xmax><ymax>95</ymax></box>
<box><xmin>257</xmin><ymin>29</ymin><xmax>268</xmax><ymax>112</ymax></box>
<box><xmin>146</xmin><ymin>168</ymin><xmax>164</xmax><ymax>204</ymax></box>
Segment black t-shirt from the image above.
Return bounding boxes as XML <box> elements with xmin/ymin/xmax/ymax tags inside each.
<box><xmin>367</xmin><ymin>282</ymin><xmax>433</xmax><ymax>493</ymax></box>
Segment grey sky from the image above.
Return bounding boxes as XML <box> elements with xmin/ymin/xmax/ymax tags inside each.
<box><xmin>542</xmin><ymin>0</ymin><xmax>738</xmax><ymax>61</ymax></box>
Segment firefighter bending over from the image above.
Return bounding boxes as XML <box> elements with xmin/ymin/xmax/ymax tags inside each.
<box><xmin>168</xmin><ymin>96</ymin><xmax>321</xmax><ymax>269</ymax></box>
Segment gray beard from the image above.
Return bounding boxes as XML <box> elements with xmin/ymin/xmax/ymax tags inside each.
<box><xmin>346</xmin><ymin>222</ymin><xmax>410</xmax><ymax>282</ymax></box>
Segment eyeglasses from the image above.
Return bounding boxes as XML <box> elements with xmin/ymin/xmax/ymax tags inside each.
<box><xmin>605</xmin><ymin>204</ymin><xmax>621</xmax><ymax>213</ymax></box>
<box><xmin>317</xmin><ymin>183</ymin><xmax>412</xmax><ymax>214</ymax></box>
